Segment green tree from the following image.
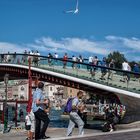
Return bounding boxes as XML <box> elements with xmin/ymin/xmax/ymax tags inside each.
<box><xmin>107</xmin><ymin>51</ymin><xmax>127</xmax><ymax>69</ymax></box>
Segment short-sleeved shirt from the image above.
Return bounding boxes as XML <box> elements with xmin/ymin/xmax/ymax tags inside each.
<box><xmin>32</xmin><ymin>88</ymin><xmax>44</xmax><ymax>113</ymax></box>
<box><xmin>72</xmin><ymin>97</ymin><xmax>80</xmax><ymax>112</ymax></box>
<box><xmin>29</xmin><ymin>110</ymin><xmax>35</xmax><ymax>122</ymax></box>
<box><xmin>29</xmin><ymin>110</ymin><xmax>35</xmax><ymax>132</ymax></box>
<box><xmin>25</xmin><ymin>115</ymin><xmax>31</xmax><ymax>126</ymax></box>
<box><xmin>63</xmin><ymin>55</ymin><xmax>68</xmax><ymax>61</ymax></box>
<box><xmin>122</xmin><ymin>62</ymin><xmax>129</xmax><ymax>71</ymax></box>
<box><xmin>88</xmin><ymin>56</ymin><xmax>93</xmax><ymax>63</ymax></box>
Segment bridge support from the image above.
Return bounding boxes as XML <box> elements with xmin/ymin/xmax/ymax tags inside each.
<box><xmin>116</xmin><ymin>93</ymin><xmax>140</xmax><ymax>123</ymax></box>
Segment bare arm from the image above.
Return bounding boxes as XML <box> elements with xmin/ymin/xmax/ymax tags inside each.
<box><xmin>44</xmin><ymin>105</ymin><xmax>51</xmax><ymax>113</ymax></box>
<box><xmin>72</xmin><ymin>105</ymin><xmax>79</xmax><ymax>110</ymax></box>
<box><xmin>36</xmin><ymin>99</ymin><xmax>48</xmax><ymax>105</ymax></box>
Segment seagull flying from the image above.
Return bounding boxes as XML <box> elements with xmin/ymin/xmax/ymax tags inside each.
<box><xmin>64</xmin><ymin>0</ymin><xmax>79</xmax><ymax>14</ymax></box>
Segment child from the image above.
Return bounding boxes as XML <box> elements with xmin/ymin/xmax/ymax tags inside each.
<box><xmin>29</xmin><ymin>110</ymin><xmax>35</xmax><ymax>140</ymax></box>
<box><xmin>25</xmin><ymin>112</ymin><xmax>31</xmax><ymax>140</ymax></box>
<box><xmin>25</xmin><ymin>105</ymin><xmax>35</xmax><ymax>140</ymax></box>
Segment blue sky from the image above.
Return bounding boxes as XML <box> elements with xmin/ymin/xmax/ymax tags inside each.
<box><xmin>0</xmin><ymin>0</ymin><xmax>140</xmax><ymax>61</ymax></box>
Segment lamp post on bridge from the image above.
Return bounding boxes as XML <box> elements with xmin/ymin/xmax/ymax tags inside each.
<box><xmin>3</xmin><ymin>74</ymin><xmax>9</xmax><ymax>133</ymax></box>
<box><xmin>28</xmin><ymin>58</ymin><xmax>32</xmax><ymax>111</ymax></box>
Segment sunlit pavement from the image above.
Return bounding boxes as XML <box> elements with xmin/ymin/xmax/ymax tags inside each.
<box><xmin>1</xmin><ymin>127</ymin><xmax>140</xmax><ymax>140</ymax></box>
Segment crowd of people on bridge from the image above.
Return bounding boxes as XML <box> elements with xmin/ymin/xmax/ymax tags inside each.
<box><xmin>0</xmin><ymin>51</ymin><xmax>140</xmax><ymax>83</ymax></box>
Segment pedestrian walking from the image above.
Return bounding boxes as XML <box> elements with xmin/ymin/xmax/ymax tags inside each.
<box><xmin>121</xmin><ymin>61</ymin><xmax>131</xmax><ymax>82</ymax></box>
<box><xmin>133</xmin><ymin>63</ymin><xmax>140</xmax><ymax>82</ymax></box>
<box><xmin>63</xmin><ymin>53</ymin><xmax>68</xmax><ymax>69</ymax></box>
<box><xmin>67</xmin><ymin>91</ymin><xmax>84</xmax><ymax>136</ymax></box>
<box><xmin>108</xmin><ymin>59</ymin><xmax>115</xmax><ymax>80</ymax></box>
<box><xmin>100</xmin><ymin>57</ymin><xmax>107</xmax><ymax>80</ymax></box>
<box><xmin>32</xmin><ymin>82</ymin><xmax>50</xmax><ymax>140</ymax></box>
<box><xmin>91</xmin><ymin>56</ymin><xmax>99</xmax><ymax>78</ymax></box>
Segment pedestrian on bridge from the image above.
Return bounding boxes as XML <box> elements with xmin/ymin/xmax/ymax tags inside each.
<box><xmin>63</xmin><ymin>53</ymin><xmax>68</xmax><ymax>69</ymax></box>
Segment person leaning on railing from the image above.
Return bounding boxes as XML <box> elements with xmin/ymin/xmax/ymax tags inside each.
<box><xmin>107</xmin><ymin>59</ymin><xmax>115</xmax><ymax>80</ymax></box>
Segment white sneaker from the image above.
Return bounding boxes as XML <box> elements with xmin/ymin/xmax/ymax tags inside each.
<box><xmin>110</xmin><ymin>129</ymin><xmax>114</xmax><ymax>132</ymax></box>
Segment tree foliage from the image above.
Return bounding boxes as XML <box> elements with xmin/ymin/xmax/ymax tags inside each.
<box><xmin>106</xmin><ymin>51</ymin><xmax>127</xmax><ymax>69</ymax></box>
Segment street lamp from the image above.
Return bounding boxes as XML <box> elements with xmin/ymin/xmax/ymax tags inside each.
<box><xmin>3</xmin><ymin>74</ymin><xmax>9</xmax><ymax>133</ymax></box>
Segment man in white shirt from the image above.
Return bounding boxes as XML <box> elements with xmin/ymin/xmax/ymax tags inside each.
<box><xmin>122</xmin><ymin>61</ymin><xmax>131</xmax><ymax>82</ymax></box>
<box><xmin>54</xmin><ymin>53</ymin><xmax>58</xmax><ymax>64</ymax></box>
<box><xmin>54</xmin><ymin>53</ymin><xmax>58</xmax><ymax>59</ymax></box>
<box><xmin>88</xmin><ymin>56</ymin><xmax>93</xmax><ymax>64</ymax></box>
<box><xmin>122</xmin><ymin>61</ymin><xmax>129</xmax><ymax>71</ymax></box>
<box><xmin>88</xmin><ymin>56</ymin><xmax>93</xmax><ymax>72</ymax></box>
<box><xmin>72</xmin><ymin>55</ymin><xmax>77</xmax><ymax>69</ymax></box>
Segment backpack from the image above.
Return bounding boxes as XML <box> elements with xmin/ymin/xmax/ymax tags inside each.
<box><xmin>64</xmin><ymin>98</ymin><xmax>73</xmax><ymax>114</ymax></box>
<box><xmin>102</xmin><ymin>122</ymin><xmax>110</xmax><ymax>132</ymax></box>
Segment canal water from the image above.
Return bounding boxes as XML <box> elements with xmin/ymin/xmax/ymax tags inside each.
<box><xmin>49</xmin><ymin>107</ymin><xmax>69</xmax><ymax>128</ymax></box>
<box><xmin>6</xmin><ymin>104</ymin><xmax>104</xmax><ymax>129</ymax></box>
<box><xmin>49</xmin><ymin>107</ymin><xmax>104</xmax><ymax>129</ymax></box>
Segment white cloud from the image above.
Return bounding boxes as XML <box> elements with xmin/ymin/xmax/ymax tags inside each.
<box><xmin>34</xmin><ymin>37</ymin><xmax>109</xmax><ymax>55</ymax></box>
<box><xmin>0</xmin><ymin>35</ymin><xmax>140</xmax><ymax>61</ymax></box>
<box><xmin>106</xmin><ymin>35</ymin><xmax>140</xmax><ymax>51</ymax></box>
<box><xmin>0</xmin><ymin>42</ymin><xmax>26</xmax><ymax>53</ymax></box>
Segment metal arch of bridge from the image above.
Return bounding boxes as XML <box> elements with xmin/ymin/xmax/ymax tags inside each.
<box><xmin>0</xmin><ymin>64</ymin><xmax>120</xmax><ymax>106</ymax></box>
<box><xmin>0</xmin><ymin>65</ymin><xmax>90</xmax><ymax>91</ymax></box>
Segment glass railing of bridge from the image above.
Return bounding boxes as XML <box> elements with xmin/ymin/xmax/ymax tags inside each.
<box><xmin>0</xmin><ymin>53</ymin><xmax>140</xmax><ymax>94</ymax></box>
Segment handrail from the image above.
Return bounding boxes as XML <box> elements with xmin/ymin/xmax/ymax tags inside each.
<box><xmin>0</xmin><ymin>53</ymin><xmax>140</xmax><ymax>94</ymax></box>
<box><xmin>0</xmin><ymin>53</ymin><xmax>139</xmax><ymax>76</ymax></box>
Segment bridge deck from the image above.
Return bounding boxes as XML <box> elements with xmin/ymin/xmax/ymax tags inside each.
<box><xmin>38</xmin><ymin>64</ymin><xmax>140</xmax><ymax>93</ymax></box>
<box><xmin>0</xmin><ymin>53</ymin><xmax>140</xmax><ymax>95</ymax></box>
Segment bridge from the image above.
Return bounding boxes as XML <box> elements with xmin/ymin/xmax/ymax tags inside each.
<box><xmin>0</xmin><ymin>53</ymin><xmax>140</xmax><ymax>123</ymax></box>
